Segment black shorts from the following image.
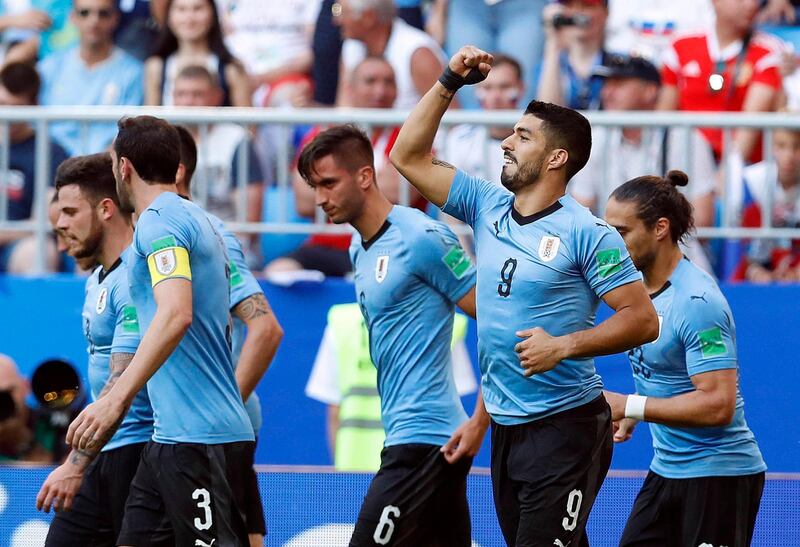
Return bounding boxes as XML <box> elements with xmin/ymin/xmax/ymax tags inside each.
<box><xmin>226</xmin><ymin>438</ymin><xmax>266</xmax><ymax>535</ymax></box>
<box><xmin>117</xmin><ymin>441</ymin><xmax>251</xmax><ymax>547</ymax></box>
<box><xmin>491</xmin><ymin>395</ymin><xmax>613</xmax><ymax>547</ymax></box>
<box><xmin>349</xmin><ymin>443</ymin><xmax>473</xmax><ymax>547</ymax></box>
<box><xmin>45</xmin><ymin>442</ymin><xmax>146</xmax><ymax>547</ymax></box>
<box><xmin>619</xmin><ymin>470</ymin><xmax>765</xmax><ymax>547</ymax></box>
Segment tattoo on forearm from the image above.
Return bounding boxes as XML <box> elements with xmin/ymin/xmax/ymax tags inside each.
<box><xmin>97</xmin><ymin>353</ymin><xmax>134</xmax><ymax>399</ymax></box>
<box><xmin>70</xmin><ymin>448</ymin><xmax>94</xmax><ymax>466</ymax></box>
<box><xmin>432</xmin><ymin>157</ymin><xmax>456</xmax><ymax>171</ymax></box>
<box><xmin>438</xmin><ymin>89</ymin><xmax>455</xmax><ymax>101</ymax></box>
<box><xmin>233</xmin><ymin>293</ymin><xmax>272</xmax><ymax>322</ymax></box>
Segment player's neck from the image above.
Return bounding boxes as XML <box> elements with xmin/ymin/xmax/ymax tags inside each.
<box><xmin>97</xmin><ymin>223</ymin><xmax>133</xmax><ymax>271</ymax></box>
<box><xmin>351</xmin><ymin>192</ymin><xmax>393</xmax><ymax>242</ymax></box>
<box><xmin>643</xmin><ymin>245</ymin><xmax>684</xmax><ymax>293</ymax></box>
<box><xmin>715</xmin><ymin>21</ymin><xmax>748</xmax><ymax>50</ymax></box>
<box><xmin>512</xmin><ymin>179</ymin><xmax>565</xmax><ymax>217</ymax></box>
<box><xmin>132</xmin><ymin>182</ymin><xmax>179</xmax><ymax>215</ymax></box>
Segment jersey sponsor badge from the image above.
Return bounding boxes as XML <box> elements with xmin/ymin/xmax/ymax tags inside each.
<box><xmin>596</xmin><ymin>248</ymin><xmax>622</xmax><ymax>279</ymax></box>
<box><xmin>375</xmin><ymin>254</ymin><xmax>389</xmax><ymax>283</ymax></box>
<box><xmin>698</xmin><ymin>326</ymin><xmax>727</xmax><ymax>358</ymax></box>
<box><xmin>442</xmin><ymin>245</ymin><xmax>472</xmax><ymax>279</ymax></box>
<box><xmin>154</xmin><ymin>249</ymin><xmax>177</xmax><ymax>276</ymax></box>
<box><xmin>121</xmin><ymin>305</ymin><xmax>140</xmax><ymax>334</ymax></box>
<box><xmin>538</xmin><ymin>236</ymin><xmax>560</xmax><ymax>262</ymax></box>
<box><xmin>229</xmin><ymin>261</ymin><xmax>243</xmax><ymax>287</ymax></box>
<box><xmin>95</xmin><ymin>287</ymin><xmax>108</xmax><ymax>314</ymax></box>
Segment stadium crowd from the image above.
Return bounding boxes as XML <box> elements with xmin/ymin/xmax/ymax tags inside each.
<box><xmin>0</xmin><ymin>0</ymin><xmax>797</xmax><ymax>282</ymax></box>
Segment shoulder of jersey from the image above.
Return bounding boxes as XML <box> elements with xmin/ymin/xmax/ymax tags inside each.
<box><xmin>751</xmin><ymin>30</ymin><xmax>788</xmax><ymax>53</ymax></box>
<box><xmin>674</xmin><ymin>260</ymin><xmax>726</xmax><ymax>308</ymax></box>
<box><xmin>669</xmin><ymin>30</ymin><xmax>709</xmax><ymax>47</ymax></box>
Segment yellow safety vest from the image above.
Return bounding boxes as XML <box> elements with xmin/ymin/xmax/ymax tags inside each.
<box><xmin>328</xmin><ymin>303</ymin><xmax>468</xmax><ymax>471</ymax></box>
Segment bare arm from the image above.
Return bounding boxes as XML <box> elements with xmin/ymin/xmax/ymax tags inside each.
<box><xmin>456</xmin><ymin>285</ymin><xmax>476</xmax><ymax>319</ymax></box>
<box><xmin>225</xmin><ymin>62</ymin><xmax>253</xmax><ymax>107</ymax></box>
<box><xmin>144</xmin><ymin>57</ymin><xmax>164</xmax><ymax>106</ymax></box>
<box><xmin>735</xmin><ymin>82</ymin><xmax>780</xmax><ymax>160</ymax></box>
<box><xmin>326</xmin><ymin>404</ymin><xmax>340</xmax><ymax>461</ymax></box>
<box><xmin>425</xmin><ymin>0</ymin><xmax>448</xmax><ymax>45</ymax></box>
<box><xmin>232</xmin><ymin>293</ymin><xmax>284</xmax><ymax>401</ymax></box>
<box><xmin>656</xmin><ymin>84</ymin><xmax>680</xmax><ymax>111</ymax></box>
<box><xmin>536</xmin><ymin>3</ymin><xmax>567</xmax><ymax>105</ymax></box>
<box><xmin>390</xmin><ymin>46</ymin><xmax>493</xmax><ymax>207</ymax></box>
<box><xmin>606</xmin><ymin>369</ymin><xmax>737</xmax><ymax>427</ymax></box>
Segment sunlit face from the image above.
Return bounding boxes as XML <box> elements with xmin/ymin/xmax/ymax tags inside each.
<box><xmin>476</xmin><ymin>63</ymin><xmax>523</xmax><ymax>110</ymax></box>
<box><xmin>601</xmin><ymin>77</ymin><xmax>655</xmax><ymax>111</ymax></box>
<box><xmin>772</xmin><ymin>129</ymin><xmax>800</xmax><ymax>186</ymax></box>
<box><xmin>173</xmin><ymin>75</ymin><xmax>221</xmax><ymax>107</ymax></box>
<box><xmin>56</xmin><ymin>184</ymin><xmax>103</xmax><ymax>260</ymax></box>
<box><xmin>72</xmin><ymin>0</ymin><xmax>118</xmax><ymax>48</ymax></box>
<box><xmin>605</xmin><ymin>197</ymin><xmax>658</xmax><ymax>272</ymax></box>
<box><xmin>168</xmin><ymin>0</ymin><xmax>214</xmax><ymax>43</ymax></box>
<box><xmin>351</xmin><ymin>58</ymin><xmax>397</xmax><ymax>109</ymax></box>
<box><xmin>500</xmin><ymin>115</ymin><xmax>550</xmax><ymax>192</ymax></box>
<box><xmin>304</xmin><ymin>154</ymin><xmax>369</xmax><ymax>225</ymax></box>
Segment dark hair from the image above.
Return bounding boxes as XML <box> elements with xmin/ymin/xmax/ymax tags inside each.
<box><xmin>492</xmin><ymin>53</ymin><xmax>523</xmax><ymax>81</ymax></box>
<box><xmin>114</xmin><ymin>116</ymin><xmax>180</xmax><ymax>184</ymax></box>
<box><xmin>175</xmin><ymin>64</ymin><xmax>219</xmax><ymax>87</ymax></box>
<box><xmin>173</xmin><ymin>124</ymin><xmax>197</xmax><ymax>186</ymax></box>
<box><xmin>523</xmin><ymin>100</ymin><xmax>592</xmax><ymax>181</ymax></box>
<box><xmin>55</xmin><ymin>152</ymin><xmax>121</xmax><ymax>208</ymax></box>
<box><xmin>153</xmin><ymin>0</ymin><xmax>235</xmax><ymax>66</ymax></box>
<box><xmin>610</xmin><ymin>170</ymin><xmax>695</xmax><ymax>243</ymax></box>
<box><xmin>297</xmin><ymin>124</ymin><xmax>374</xmax><ymax>181</ymax></box>
<box><xmin>0</xmin><ymin>62</ymin><xmax>40</xmax><ymax>104</ymax></box>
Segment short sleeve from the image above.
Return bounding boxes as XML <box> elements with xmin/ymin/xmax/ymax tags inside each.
<box><xmin>110</xmin><ymin>278</ymin><xmax>141</xmax><ymax>355</ymax></box>
<box><xmin>676</xmin><ymin>295</ymin><xmax>738</xmax><ymax>376</ymax></box>
<box><xmin>413</xmin><ymin>220</ymin><xmax>476</xmax><ymax>303</ymax></box>
<box><xmin>752</xmin><ymin>64</ymin><xmax>782</xmax><ymax>89</ymax></box>
<box><xmin>230</xmin><ymin>141</ymin><xmax>263</xmax><ymax>186</ymax></box>
<box><xmin>134</xmin><ymin>209</ymin><xmax>195</xmax><ymax>287</ymax></box>
<box><xmin>442</xmin><ymin>169</ymin><xmax>506</xmax><ymax>227</ymax></box>
<box><xmin>574</xmin><ymin>220</ymin><xmax>641</xmax><ymax>297</ymax></box>
<box><xmin>225</xmin><ymin>231</ymin><xmax>263</xmax><ymax>308</ymax></box>
<box><xmin>305</xmin><ymin>327</ymin><xmax>341</xmax><ymax>405</ymax></box>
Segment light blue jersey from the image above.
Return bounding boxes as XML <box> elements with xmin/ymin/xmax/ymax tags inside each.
<box><xmin>82</xmin><ymin>250</ymin><xmax>153</xmax><ymax>452</ymax></box>
<box><xmin>129</xmin><ymin>192</ymin><xmax>253</xmax><ymax>444</ymax></box>
<box><xmin>207</xmin><ymin>211</ymin><xmax>264</xmax><ymax>434</ymax></box>
<box><xmin>629</xmin><ymin>258</ymin><xmax>766</xmax><ymax>479</ymax></box>
<box><xmin>350</xmin><ymin>206</ymin><xmax>476</xmax><ymax>447</ymax></box>
<box><xmin>443</xmin><ymin>170</ymin><xmax>641</xmax><ymax>425</ymax></box>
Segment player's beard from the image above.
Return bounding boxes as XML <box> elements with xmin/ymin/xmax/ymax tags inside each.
<box><xmin>71</xmin><ymin>215</ymin><xmax>103</xmax><ymax>260</ymax></box>
<box><xmin>501</xmin><ymin>155</ymin><xmax>545</xmax><ymax>193</ymax></box>
<box><xmin>632</xmin><ymin>247</ymin><xmax>657</xmax><ymax>275</ymax></box>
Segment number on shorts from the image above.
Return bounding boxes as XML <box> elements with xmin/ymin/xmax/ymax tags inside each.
<box><xmin>561</xmin><ymin>489</ymin><xmax>583</xmax><ymax>532</ymax></box>
<box><xmin>192</xmin><ymin>488</ymin><xmax>213</xmax><ymax>531</ymax></box>
<box><xmin>373</xmin><ymin>505</ymin><xmax>401</xmax><ymax>545</ymax></box>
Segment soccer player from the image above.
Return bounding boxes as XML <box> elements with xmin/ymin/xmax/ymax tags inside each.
<box><xmin>66</xmin><ymin>116</ymin><xmax>253</xmax><ymax>546</ymax></box>
<box><xmin>37</xmin><ymin>153</ymin><xmax>154</xmax><ymax>547</ymax></box>
<box><xmin>604</xmin><ymin>170</ymin><xmax>767</xmax><ymax>547</ymax></box>
<box><xmin>297</xmin><ymin>124</ymin><xmax>481</xmax><ymax>546</ymax></box>
<box><xmin>389</xmin><ymin>45</ymin><xmax>659</xmax><ymax>546</ymax></box>
<box><xmin>174</xmin><ymin>124</ymin><xmax>284</xmax><ymax>547</ymax></box>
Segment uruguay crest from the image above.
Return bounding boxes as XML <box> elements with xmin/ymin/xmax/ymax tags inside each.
<box><xmin>375</xmin><ymin>255</ymin><xmax>389</xmax><ymax>283</ymax></box>
<box><xmin>95</xmin><ymin>287</ymin><xmax>108</xmax><ymax>314</ymax></box>
<box><xmin>155</xmin><ymin>249</ymin><xmax>177</xmax><ymax>276</ymax></box>
<box><xmin>538</xmin><ymin>236</ymin><xmax>560</xmax><ymax>262</ymax></box>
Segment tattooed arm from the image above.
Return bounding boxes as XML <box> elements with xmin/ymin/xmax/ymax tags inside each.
<box><xmin>36</xmin><ymin>352</ymin><xmax>133</xmax><ymax>513</ymax></box>
<box><xmin>232</xmin><ymin>293</ymin><xmax>284</xmax><ymax>401</ymax></box>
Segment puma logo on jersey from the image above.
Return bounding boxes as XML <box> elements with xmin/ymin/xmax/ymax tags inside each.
<box><xmin>690</xmin><ymin>293</ymin><xmax>708</xmax><ymax>303</ymax></box>
<box><xmin>553</xmin><ymin>540</ymin><xmax>571</xmax><ymax>547</ymax></box>
<box><xmin>195</xmin><ymin>540</ymin><xmax>215</xmax><ymax>547</ymax></box>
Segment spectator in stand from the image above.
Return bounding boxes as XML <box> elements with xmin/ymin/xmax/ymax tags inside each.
<box><xmin>426</xmin><ymin>0</ymin><xmax>546</xmax><ymax>110</ymax></box>
<box><xmin>214</xmin><ymin>0</ymin><xmax>320</xmax><ymax>107</ymax></box>
<box><xmin>604</xmin><ymin>0</ymin><xmax>714</xmax><ymax>63</ymax></box>
<box><xmin>442</xmin><ymin>53</ymin><xmax>525</xmax><ymax>185</ymax></box>
<box><xmin>2</xmin><ymin>0</ymin><xmax>77</xmax><ymax>65</ymax></box>
<box><xmin>113</xmin><ymin>0</ymin><xmax>163</xmax><ymax>61</ymax></box>
<box><xmin>172</xmin><ymin>65</ymin><xmax>263</xmax><ymax>264</ymax></box>
<box><xmin>538</xmin><ymin>0</ymin><xmax>609</xmax><ymax>110</ymax></box>
<box><xmin>38</xmin><ymin>0</ymin><xmax>142</xmax><ymax>157</ymax></box>
<box><xmin>0</xmin><ymin>5</ymin><xmax>51</xmax><ymax>64</ymax></box>
<box><xmin>335</xmin><ymin>0</ymin><xmax>446</xmax><ymax>109</ymax></box>
<box><xmin>0</xmin><ymin>63</ymin><xmax>69</xmax><ymax>274</ymax></box>
<box><xmin>145</xmin><ymin>0</ymin><xmax>250</xmax><ymax>107</ymax></box>
<box><xmin>657</xmin><ymin>0</ymin><xmax>785</xmax><ymax>164</ymax></box>
<box><xmin>739</xmin><ymin>126</ymin><xmax>800</xmax><ymax>282</ymax></box>
<box><xmin>757</xmin><ymin>0</ymin><xmax>800</xmax><ymax>24</ymax></box>
<box><xmin>265</xmin><ymin>56</ymin><xmax>423</xmax><ymax>277</ymax></box>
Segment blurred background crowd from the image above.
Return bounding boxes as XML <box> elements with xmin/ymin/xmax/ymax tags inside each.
<box><xmin>0</xmin><ymin>0</ymin><xmax>798</xmax><ymax>286</ymax></box>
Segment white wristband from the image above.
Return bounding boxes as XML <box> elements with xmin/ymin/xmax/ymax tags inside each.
<box><xmin>624</xmin><ymin>395</ymin><xmax>647</xmax><ymax>421</ymax></box>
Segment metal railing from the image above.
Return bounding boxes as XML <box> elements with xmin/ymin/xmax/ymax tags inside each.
<box><xmin>0</xmin><ymin>106</ymin><xmax>798</xmax><ymax>272</ymax></box>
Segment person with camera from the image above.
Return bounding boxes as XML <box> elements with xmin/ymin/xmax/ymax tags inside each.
<box><xmin>537</xmin><ymin>0</ymin><xmax>609</xmax><ymax>110</ymax></box>
<box><xmin>36</xmin><ymin>153</ymin><xmax>155</xmax><ymax>547</ymax></box>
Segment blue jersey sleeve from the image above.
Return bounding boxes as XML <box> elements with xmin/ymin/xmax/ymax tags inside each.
<box><xmin>441</xmin><ymin>169</ymin><xmax>506</xmax><ymax>227</ymax></box>
<box><xmin>412</xmin><ymin>221</ymin><xmax>476</xmax><ymax>303</ymax></box>
<box><xmin>224</xmin><ymin>230</ymin><xmax>263</xmax><ymax>308</ymax></box>
<box><xmin>134</xmin><ymin>206</ymin><xmax>198</xmax><ymax>286</ymax></box>
<box><xmin>676</xmin><ymin>294</ymin><xmax>738</xmax><ymax>376</ymax></box>
<box><xmin>574</xmin><ymin>220</ymin><xmax>641</xmax><ymax>297</ymax></box>
<box><xmin>110</xmin><ymin>278</ymin><xmax>141</xmax><ymax>355</ymax></box>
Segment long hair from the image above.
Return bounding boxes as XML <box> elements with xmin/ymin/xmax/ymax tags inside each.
<box><xmin>152</xmin><ymin>0</ymin><xmax>235</xmax><ymax>65</ymax></box>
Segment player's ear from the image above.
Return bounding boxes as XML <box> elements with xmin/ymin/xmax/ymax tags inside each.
<box><xmin>98</xmin><ymin>197</ymin><xmax>115</xmax><ymax>221</ymax></box>
<box><xmin>358</xmin><ymin>165</ymin><xmax>375</xmax><ymax>189</ymax></box>
<box><xmin>655</xmin><ymin>217</ymin><xmax>670</xmax><ymax>241</ymax></box>
<box><xmin>547</xmin><ymin>148</ymin><xmax>568</xmax><ymax>172</ymax></box>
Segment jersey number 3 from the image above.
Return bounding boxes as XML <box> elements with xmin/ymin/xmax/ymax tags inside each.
<box><xmin>498</xmin><ymin>258</ymin><xmax>517</xmax><ymax>297</ymax></box>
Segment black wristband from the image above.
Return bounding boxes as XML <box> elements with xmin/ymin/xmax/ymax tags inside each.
<box><xmin>438</xmin><ymin>66</ymin><xmax>488</xmax><ymax>92</ymax></box>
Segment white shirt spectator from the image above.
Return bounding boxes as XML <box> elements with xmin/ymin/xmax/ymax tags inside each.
<box><xmin>605</xmin><ymin>0</ymin><xmax>714</xmax><ymax>63</ymax></box>
<box><xmin>744</xmin><ymin>161</ymin><xmax>800</xmax><ymax>221</ymax></box>
<box><xmin>342</xmin><ymin>18</ymin><xmax>445</xmax><ymax>109</ymax></box>
<box><xmin>305</xmin><ymin>325</ymin><xmax>478</xmax><ymax>406</ymax></box>
<box><xmin>443</xmin><ymin>125</ymin><xmax>505</xmax><ymax>186</ymax></box>
<box><xmin>215</xmin><ymin>0</ymin><xmax>320</xmax><ymax>75</ymax></box>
